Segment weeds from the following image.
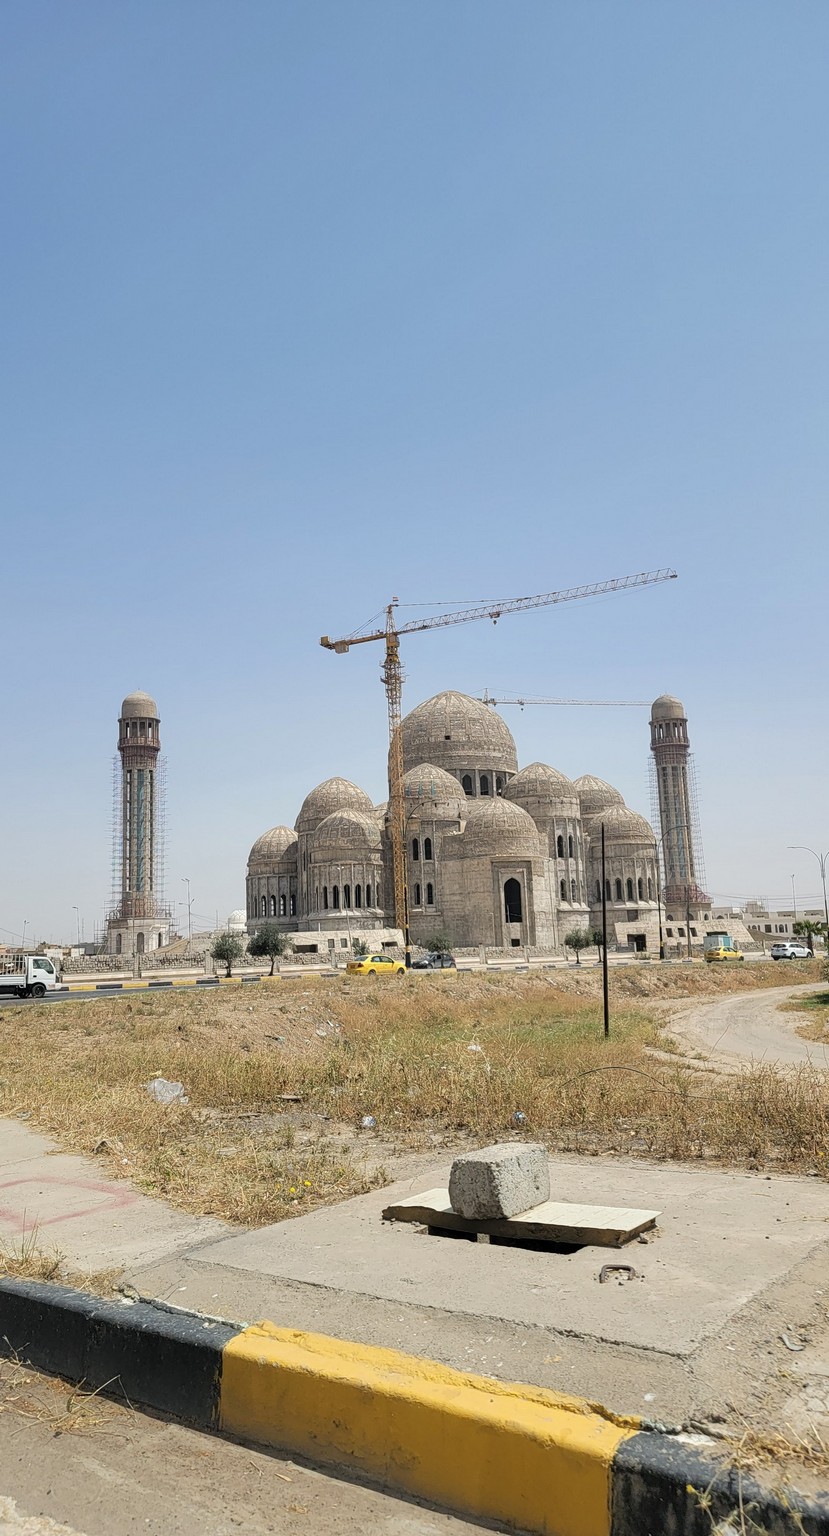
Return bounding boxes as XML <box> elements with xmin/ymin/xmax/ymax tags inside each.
<box><xmin>1</xmin><ymin>971</ymin><xmax>826</xmax><ymax>1227</ymax></box>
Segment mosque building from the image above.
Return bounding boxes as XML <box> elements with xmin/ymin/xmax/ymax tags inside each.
<box><xmin>245</xmin><ymin>690</ymin><xmax>682</xmax><ymax>957</ymax></box>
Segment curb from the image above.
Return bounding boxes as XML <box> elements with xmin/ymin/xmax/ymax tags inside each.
<box><xmin>0</xmin><ymin>1278</ymin><xmax>826</xmax><ymax>1536</ymax></box>
<box><xmin>64</xmin><ymin>975</ymin><xmax>267</xmax><ymax>993</ymax></box>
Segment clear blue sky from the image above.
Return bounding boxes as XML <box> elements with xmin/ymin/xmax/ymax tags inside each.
<box><xmin>2</xmin><ymin>1</ymin><xmax>828</xmax><ymax>944</ymax></box>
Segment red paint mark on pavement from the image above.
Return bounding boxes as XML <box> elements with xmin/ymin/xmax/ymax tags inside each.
<box><xmin>0</xmin><ymin>1175</ymin><xmax>138</xmax><ymax>1234</ymax></box>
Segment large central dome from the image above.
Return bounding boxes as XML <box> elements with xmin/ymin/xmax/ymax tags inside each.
<box><xmin>401</xmin><ymin>691</ymin><xmax>518</xmax><ymax>779</ymax></box>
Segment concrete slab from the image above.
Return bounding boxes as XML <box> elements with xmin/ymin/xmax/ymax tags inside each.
<box><xmin>0</xmin><ymin>1118</ymin><xmax>228</xmax><ymax>1271</ymax></box>
<box><xmin>192</xmin><ymin>1154</ymin><xmax>829</xmax><ymax>1356</ymax></box>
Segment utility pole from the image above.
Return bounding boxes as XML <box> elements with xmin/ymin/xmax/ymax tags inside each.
<box><xmin>686</xmin><ymin>885</ymin><xmax>692</xmax><ymax>960</ymax></box>
<box><xmin>791</xmin><ymin>874</ymin><xmax>797</xmax><ymax>926</ymax></box>
<box><xmin>653</xmin><ymin>843</ymin><xmax>665</xmax><ymax>960</ymax></box>
<box><xmin>72</xmin><ymin>906</ymin><xmax>80</xmax><ymax>947</ymax></box>
<box><xmin>601</xmin><ymin>824</ymin><xmax>610</xmax><ymax>1039</ymax></box>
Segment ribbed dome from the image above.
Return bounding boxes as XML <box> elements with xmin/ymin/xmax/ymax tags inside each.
<box><xmin>504</xmin><ymin>761</ymin><xmax>576</xmax><ymax>804</ymax></box>
<box><xmin>247</xmin><ymin>826</ymin><xmax>298</xmax><ymax>872</ymax></box>
<box><xmin>651</xmin><ymin>694</ymin><xmax>685</xmax><ymax>720</ymax></box>
<box><xmin>226</xmin><ymin>910</ymin><xmax>247</xmax><ymax>931</ymax></box>
<box><xmin>121</xmin><ymin>690</ymin><xmax>158</xmax><ymax>719</ymax></box>
<box><xmin>598</xmin><ymin>804</ymin><xmax>655</xmax><ymax>845</ymax></box>
<box><xmin>452</xmin><ymin>797</ymin><xmax>543</xmax><ymax>859</ymax></box>
<box><xmin>574</xmin><ymin>774</ymin><xmax>625</xmax><ymax>820</ymax></box>
<box><xmin>403</xmin><ymin>763</ymin><xmax>465</xmax><ymax>815</ymax></box>
<box><xmin>311</xmin><ymin>808</ymin><xmax>382</xmax><ymax>857</ymax></box>
<box><xmin>295</xmin><ymin>777</ymin><xmax>374</xmax><ymax>834</ymax></box>
<box><xmin>401</xmin><ymin>692</ymin><xmax>518</xmax><ymax>778</ymax></box>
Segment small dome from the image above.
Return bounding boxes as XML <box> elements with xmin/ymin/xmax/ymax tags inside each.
<box><xmin>226</xmin><ymin>910</ymin><xmax>247</xmax><ymax>932</ymax></box>
<box><xmin>247</xmin><ymin>826</ymin><xmax>298</xmax><ymax>872</ymax></box>
<box><xmin>574</xmin><ymin>774</ymin><xmax>625</xmax><ymax>821</ymax></box>
<box><xmin>401</xmin><ymin>691</ymin><xmax>518</xmax><ymax>778</ymax></box>
<box><xmin>504</xmin><ymin>761</ymin><xmax>576</xmax><ymax>805</ymax></box>
<box><xmin>451</xmin><ymin>797</ymin><xmax>543</xmax><ymax>859</ymax></box>
<box><xmin>121</xmin><ymin>690</ymin><xmax>158</xmax><ymax>719</ymax></box>
<box><xmin>598</xmin><ymin>804</ymin><xmax>655</xmax><ymax>845</ymax></box>
<box><xmin>403</xmin><ymin>763</ymin><xmax>465</xmax><ymax>815</ymax></box>
<box><xmin>311</xmin><ymin>807</ymin><xmax>382</xmax><ymax>857</ymax></box>
<box><xmin>651</xmin><ymin>694</ymin><xmax>685</xmax><ymax>720</ymax></box>
<box><xmin>295</xmin><ymin>777</ymin><xmax>374</xmax><ymax>834</ymax></box>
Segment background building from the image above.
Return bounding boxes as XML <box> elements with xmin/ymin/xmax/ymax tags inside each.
<box><xmin>245</xmin><ymin>689</ymin><xmax>669</xmax><ymax>954</ymax></box>
<box><xmin>105</xmin><ymin>691</ymin><xmax>172</xmax><ymax>956</ymax></box>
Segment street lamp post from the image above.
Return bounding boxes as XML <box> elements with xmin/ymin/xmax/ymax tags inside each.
<box><xmin>652</xmin><ymin>843</ymin><xmax>665</xmax><ymax>960</ymax></box>
<box><xmin>21</xmin><ymin>920</ymin><xmax>27</xmax><ymax>954</ymax></box>
<box><xmin>181</xmin><ymin>878</ymin><xmax>193</xmax><ymax>951</ymax></box>
<box><xmin>600</xmin><ymin>822</ymin><xmax>610</xmax><ymax>1038</ymax></box>
<box><xmin>72</xmin><ymin>906</ymin><xmax>80</xmax><ymax>947</ymax></box>
<box><xmin>788</xmin><ymin>846</ymin><xmax>829</xmax><ymax>947</ymax></box>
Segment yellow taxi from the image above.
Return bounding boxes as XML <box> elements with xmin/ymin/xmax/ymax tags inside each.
<box><xmin>703</xmin><ymin>934</ymin><xmax>744</xmax><ymax>963</ymax></box>
<box><xmin>346</xmin><ymin>953</ymin><xmax>406</xmax><ymax>977</ymax></box>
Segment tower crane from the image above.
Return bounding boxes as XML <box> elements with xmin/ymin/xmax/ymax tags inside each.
<box><xmin>479</xmin><ymin>692</ymin><xmax>650</xmax><ymax>708</ymax></box>
<box><xmin>320</xmin><ymin>568</ymin><xmax>677</xmax><ymax>961</ymax></box>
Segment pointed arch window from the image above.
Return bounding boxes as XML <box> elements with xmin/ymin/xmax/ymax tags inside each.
<box><xmin>615</xmin><ymin>879</ymin><xmax>623</xmax><ymax>901</ymax></box>
<box><xmin>280</xmin><ymin>893</ymin><xmax>287</xmax><ymax>916</ymax></box>
<box><xmin>355</xmin><ymin>884</ymin><xmax>362</xmax><ymax>908</ymax></box>
<box><xmin>426</xmin><ymin>882</ymin><xmax>434</xmax><ymax>905</ymax></box>
<box><xmin>332</xmin><ymin>885</ymin><xmax>340</xmax><ymax>909</ymax></box>
<box><xmin>261</xmin><ymin>895</ymin><xmax>267</xmax><ymax>916</ymax></box>
<box><xmin>504</xmin><ymin>878</ymin><xmax>522</xmax><ymax>923</ymax></box>
<box><xmin>557</xmin><ymin>834</ymin><xmax>564</xmax><ymax>858</ymax></box>
<box><xmin>626</xmin><ymin>878</ymin><xmax>634</xmax><ymax>901</ymax></box>
<box><xmin>412</xmin><ymin>838</ymin><xmax>420</xmax><ymax>861</ymax></box>
<box><xmin>560</xmin><ymin>879</ymin><xmax>567</xmax><ymax>900</ymax></box>
<box><xmin>571</xmin><ymin>879</ymin><xmax>577</xmax><ymax>901</ymax></box>
<box><xmin>424</xmin><ymin>837</ymin><xmax>433</xmax><ymax>861</ymax></box>
<box><xmin>595</xmin><ymin>880</ymin><xmax>601</xmax><ymax>901</ymax></box>
<box><xmin>270</xmin><ymin>895</ymin><xmax>277</xmax><ymax>916</ymax></box>
<box><xmin>323</xmin><ymin>886</ymin><xmax>329</xmax><ymax>909</ymax></box>
<box><xmin>647</xmin><ymin>877</ymin><xmax>654</xmax><ymax>900</ymax></box>
<box><xmin>462</xmin><ymin>774</ymin><xmax>473</xmax><ymax>796</ymax></box>
<box><xmin>365</xmin><ymin>883</ymin><xmax>372</xmax><ymax>907</ymax></box>
<box><xmin>480</xmin><ymin>774</ymin><xmax>490</xmax><ymax>796</ymax></box>
<box><xmin>344</xmin><ymin>884</ymin><xmax>351</xmax><ymax>908</ymax></box>
<box><xmin>414</xmin><ymin>883</ymin><xmax>422</xmax><ymax>907</ymax></box>
<box><xmin>568</xmin><ymin>834</ymin><xmax>574</xmax><ymax>858</ymax></box>
<box><xmin>638</xmin><ymin>877</ymin><xmax>644</xmax><ymax>901</ymax></box>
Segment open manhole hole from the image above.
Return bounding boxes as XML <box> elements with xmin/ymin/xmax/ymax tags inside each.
<box><xmin>426</xmin><ymin>1226</ymin><xmax>585</xmax><ymax>1254</ymax></box>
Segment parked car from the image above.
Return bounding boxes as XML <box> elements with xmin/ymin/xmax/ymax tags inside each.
<box><xmin>411</xmin><ymin>952</ymin><xmax>457</xmax><ymax>970</ymax></box>
<box><xmin>704</xmin><ymin>943</ymin><xmax>745</xmax><ymax>963</ymax></box>
<box><xmin>346</xmin><ymin>953</ymin><xmax>406</xmax><ymax>977</ymax></box>
<box><xmin>770</xmin><ymin>942</ymin><xmax>812</xmax><ymax>960</ymax></box>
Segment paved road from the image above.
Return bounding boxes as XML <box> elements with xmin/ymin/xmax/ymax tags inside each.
<box><xmin>668</xmin><ymin>981</ymin><xmax>829</xmax><ymax>1068</ymax></box>
<box><xmin>0</xmin><ymin>1361</ymin><xmax>487</xmax><ymax>1536</ymax></box>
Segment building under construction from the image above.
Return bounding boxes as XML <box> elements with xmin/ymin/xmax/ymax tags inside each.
<box><xmin>105</xmin><ymin>691</ymin><xmax>172</xmax><ymax>956</ymax></box>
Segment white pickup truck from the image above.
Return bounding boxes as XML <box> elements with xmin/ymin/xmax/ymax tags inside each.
<box><xmin>0</xmin><ymin>953</ymin><xmax>61</xmax><ymax>999</ymax></box>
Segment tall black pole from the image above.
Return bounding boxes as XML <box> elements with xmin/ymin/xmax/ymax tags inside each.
<box><xmin>601</xmin><ymin>822</ymin><xmax>610</xmax><ymax>1039</ymax></box>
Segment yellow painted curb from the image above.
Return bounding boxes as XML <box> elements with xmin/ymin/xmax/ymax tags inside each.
<box><xmin>220</xmin><ymin>1324</ymin><xmax>636</xmax><ymax>1536</ymax></box>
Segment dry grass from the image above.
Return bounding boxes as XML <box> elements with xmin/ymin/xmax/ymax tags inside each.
<box><xmin>0</xmin><ymin>1226</ymin><xmax>120</xmax><ymax>1297</ymax></box>
<box><xmin>0</xmin><ymin>1349</ymin><xmax>127</xmax><ymax>1437</ymax></box>
<box><xmin>0</xmin><ymin>967</ymin><xmax>826</xmax><ymax>1227</ymax></box>
<box><xmin>782</xmin><ymin>989</ymin><xmax>829</xmax><ymax>1043</ymax></box>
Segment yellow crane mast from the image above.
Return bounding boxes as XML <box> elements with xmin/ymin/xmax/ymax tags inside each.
<box><xmin>320</xmin><ymin>568</ymin><xmax>677</xmax><ymax>962</ymax></box>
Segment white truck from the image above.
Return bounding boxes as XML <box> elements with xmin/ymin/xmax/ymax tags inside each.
<box><xmin>0</xmin><ymin>952</ymin><xmax>61</xmax><ymax>999</ymax></box>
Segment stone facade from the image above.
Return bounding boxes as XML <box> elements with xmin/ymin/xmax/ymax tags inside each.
<box><xmin>245</xmin><ymin>690</ymin><xmax>663</xmax><ymax>954</ymax></box>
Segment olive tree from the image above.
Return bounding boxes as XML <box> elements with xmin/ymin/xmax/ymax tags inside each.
<box><xmin>248</xmin><ymin>923</ymin><xmax>292</xmax><ymax>975</ymax></box>
<box><xmin>210</xmin><ymin>932</ymin><xmax>245</xmax><ymax>978</ymax></box>
<box><xmin>564</xmin><ymin>928</ymin><xmax>594</xmax><ymax>966</ymax></box>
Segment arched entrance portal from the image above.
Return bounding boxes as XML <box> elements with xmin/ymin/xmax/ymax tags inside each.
<box><xmin>504</xmin><ymin>878</ymin><xmax>522</xmax><ymax>924</ymax></box>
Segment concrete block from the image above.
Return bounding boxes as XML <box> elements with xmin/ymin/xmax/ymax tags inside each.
<box><xmin>448</xmin><ymin>1143</ymin><xmax>550</xmax><ymax>1220</ymax></box>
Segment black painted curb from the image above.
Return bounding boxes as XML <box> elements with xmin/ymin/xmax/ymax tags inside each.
<box><xmin>0</xmin><ymin>1277</ymin><xmax>237</xmax><ymax>1428</ymax></box>
<box><xmin>612</xmin><ymin>1430</ymin><xmax>829</xmax><ymax>1536</ymax></box>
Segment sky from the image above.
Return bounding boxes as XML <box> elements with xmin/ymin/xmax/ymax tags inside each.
<box><xmin>2</xmin><ymin>1</ymin><xmax>828</xmax><ymax>945</ymax></box>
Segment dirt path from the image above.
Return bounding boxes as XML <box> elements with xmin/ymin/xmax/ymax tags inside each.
<box><xmin>667</xmin><ymin>982</ymin><xmax>829</xmax><ymax>1068</ymax></box>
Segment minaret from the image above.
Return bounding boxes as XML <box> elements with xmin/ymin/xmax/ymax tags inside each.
<box><xmin>106</xmin><ymin>691</ymin><xmax>170</xmax><ymax>956</ymax></box>
<box><xmin>650</xmin><ymin>695</ymin><xmax>709</xmax><ymax>912</ymax></box>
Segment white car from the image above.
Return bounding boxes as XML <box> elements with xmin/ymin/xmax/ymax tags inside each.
<box><xmin>770</xmin><ymin>941</ymin><xmax>811</xmax><ymax>960</ymax></box>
